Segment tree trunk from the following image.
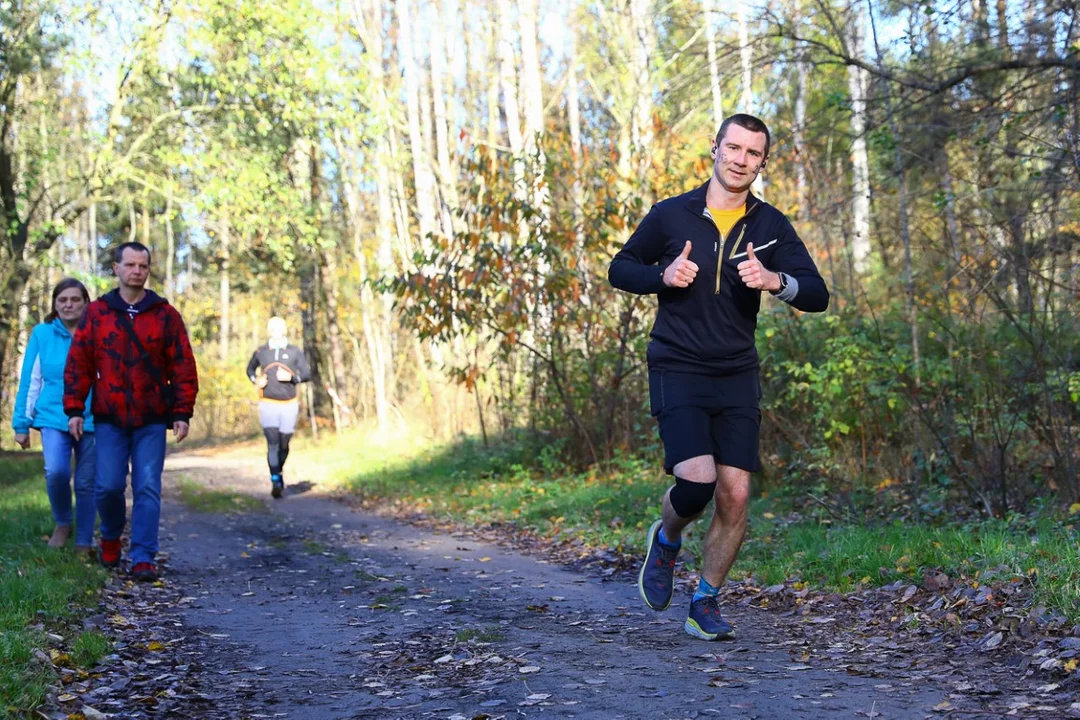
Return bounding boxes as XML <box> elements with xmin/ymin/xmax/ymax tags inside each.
<box><xmin>520</xmin><ymin>0</ymin><xmax>548</xmax><ymax>212</ymax></box>
<box><xmin>396</xmin><ymin>0</ymin><xmax>438</xmax><ymax>242</ymax></box>
<box><xmin>737</xmin><ymin>3</ymin><xmax>753</xmax><ymax>112</ymax></box>
<box><xmin>629</xmin><ymin>0</ymin><xmax>655</xmax><ymax>180</ymax></box>
<box><xmin>428</xmin><ymin>0</ymin><xmax>459</xmax><ymax>238</ymax></box>
<box><xmin>89</xmin><ymin>201</ymin><xmax>98</xmax><ymax>276</ymax></box>
<box><xmin>704</xmin><ymin>0</ymin><xmax>723</xmax><ymax>130</ymax></box>
<box><xmin>567</xmin><ymin>28</ymin><xmax>585</xmax><ymax>250</ymax></box>
<box><xmin>141</xmin><ymin>204</ymin><xmax>150</xmax><ymax>248</ymax></box>
<box><xmin>321</xmin><ymin>247</ymin><xmax>348</xmax><ymax>414</ymax></box>
<box><xmin>164</xmin><ymin>190</ymin><xmax>175</xmax><ymax>297</ymax></box>
<box><xmin>218</xmin><ymin>206</ymin><xmax>230</xmax><ymax>362</ymax></box>
<box><xmin>497</xmin><ymin>0</ymin><xmax>526</xmax><ymax>204</ymax></box>
<box><xmin>847</xmin><ymin>2</ymin><xmax>873</xmax><ymax>274</ymax></box>
<box><xmin>794</xmin><ymin>53</ymin><xmax>809</xmax><ymax>222</ymax></box>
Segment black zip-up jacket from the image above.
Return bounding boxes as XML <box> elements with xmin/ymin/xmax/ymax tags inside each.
<box><xmin>246</xmin><ymin>344</ymin><xmax>311</xmax><ymax>402</ymax></box>
<box><xmin>609</xmin><ymin>182</ymin><xmax>829</xmax><ymax>376</ymax></box>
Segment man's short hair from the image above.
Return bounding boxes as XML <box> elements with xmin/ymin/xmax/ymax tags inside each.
<box><xmin>714</xmin><ymin>114</ymin><xmax>771</xmax><ymax>158</ymax></box>
<box><xmin>114</xmin><ymin>241</ymin><xmax>152</xmax><ymax>264</ymax></box>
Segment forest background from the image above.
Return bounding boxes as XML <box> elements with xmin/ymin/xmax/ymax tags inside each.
<box><xmin>2</xmin><ymin>0</ymin><xmax>1077</xmax><ymax>525</ymax></box>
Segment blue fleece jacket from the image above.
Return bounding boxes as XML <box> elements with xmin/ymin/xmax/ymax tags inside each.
<box><xmin>12</xmin><ymin>319</ymin><xmax>94</xmax><ymax>434</ymax></box>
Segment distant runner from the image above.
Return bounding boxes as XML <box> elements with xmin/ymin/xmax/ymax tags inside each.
<box><xmin>246</xmin><ymin>317</ymin><xmax>311</xmax><ymax>498</ymax></box>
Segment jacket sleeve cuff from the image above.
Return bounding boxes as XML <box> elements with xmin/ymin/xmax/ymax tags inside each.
<box><xmin>65</xmin><ymin>407</ymin><xmax>84</xmax><ymax>418</ymax></box>
<box><xmin>172</xmin><ymin>412</ymin><xmax>193</xmax><ymax>423</ymax></box>
<box><xmin>769</xmin><ymin>273</ymin><xmax>799</xmax><ymax>303</ymax></box>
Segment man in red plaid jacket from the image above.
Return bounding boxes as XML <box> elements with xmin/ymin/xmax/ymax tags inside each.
<box><xmin>64</xmin><ymin>241</ymin><xmax>199</xmax><ymax>581</ymax></box>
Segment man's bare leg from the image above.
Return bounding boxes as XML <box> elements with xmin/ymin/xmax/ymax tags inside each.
<box><xmin>639</xmin><ymin>454</ymin><xmax>717</xmax><ymax>611</ymax></box>
<box><xmin>700</xmin><ymin>464</ymin><xmax>751</xmax><ymax>587</ymax></box>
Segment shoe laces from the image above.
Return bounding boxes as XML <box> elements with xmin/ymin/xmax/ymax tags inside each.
<box><xmin>655</xmin><ymin>542</ymin><xmax>678</xmax><ymax>568</ymax></box>
<box><xmin>696</xmin><ymin>594</ymin><xmax>722</xmax><ymax>616</ymax></box>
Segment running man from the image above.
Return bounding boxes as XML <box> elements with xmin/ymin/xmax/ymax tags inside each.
<box><xmin>246</xmin><ymin>317</ymin><xmax>311</xmax><ymax>498</ymax></box>
<box><xmin>608</xmin><ymin>114</ymin><xmax>829</xmax><ymax>639</ymax></box>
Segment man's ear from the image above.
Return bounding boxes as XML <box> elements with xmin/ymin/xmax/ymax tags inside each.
<box><xmin>710</xmin><ymin>144</ymin><xmax>718</xmax><ymax>159</ymax></box>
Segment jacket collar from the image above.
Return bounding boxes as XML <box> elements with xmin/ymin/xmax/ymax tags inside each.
<box><xmin>103</xmin><ymin>288</ymin><xmax>167</xmax><ymax>313</ymax></box>
<box><xmin>50</xmin><ymin>317</ymin><xmax>72</xmax><ymax>338</ymax></box>
<box><xmin>683</xmin><ymin>180</ymin><xmax>764</xmax><ymax>218</ymax></box>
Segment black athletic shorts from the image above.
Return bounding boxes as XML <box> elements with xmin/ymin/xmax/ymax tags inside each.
<box><xmin>648</xmin><ymin>368</ymin><xmax>761</xmax><ymax>474</ymax></box>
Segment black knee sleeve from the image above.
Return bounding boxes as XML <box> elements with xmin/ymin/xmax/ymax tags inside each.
<box><xmin>669</xmin><ymin>476</ymin><xmax>716</xmax><ymax>518</ymax></box>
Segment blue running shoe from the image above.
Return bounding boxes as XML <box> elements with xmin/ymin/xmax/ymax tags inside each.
<box><xmin>271</xmin><ymin>474</ymin><xmax>284</xmax><ymax>499</ymax></box>
<box><xmin>684</xmin><ymin>594</ymin><xmax>734</xmax><ymax>640</ymax></box>
<box><xmin>638</xmin><ymin>520</ymin><xmax>678</xmax><ymax>611</ymax></box>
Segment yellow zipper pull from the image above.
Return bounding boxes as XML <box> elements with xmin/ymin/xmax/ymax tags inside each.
<box><xmin>729</xmin><ymin>225</ymin><xmax>747</xmax><ymax>259</ymax></box>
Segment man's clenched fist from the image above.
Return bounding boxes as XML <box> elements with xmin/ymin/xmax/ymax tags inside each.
<box><xmin>663</xmin><ymin>241</ymin><xmax>698</xmax><ymax>288</ymax></box>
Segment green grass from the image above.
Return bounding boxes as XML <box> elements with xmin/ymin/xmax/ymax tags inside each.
<box><xmin>317</xmin><ymin>433</ymin><xmax>1080</xmax><ymax>622</ymax></box>
<box><xmin>71</xmin><ymin>630</ymin><xmax>112</xmax><ymax>669</ymax></box>
<box><xmin>0</xmin><ymin>456</ymin><xmax>108</xmax><ymax>716</ymax></box>
<box><xmin>736</xmin><ymin>513</ymin><xmax>1080</xmax><ymax>613</ymax></box>
<box><xmin>176</xmin><ymin>479</ymin><xmax>266</xmax><ymax>514</ymax></box>
<box><xmin>336</xmin><ymin>437</ymin><xmax>663</xmax><ymax>552</ymax></box>
<box><xmin>456</xmin><ymin>626</ymin><xmax>504</xmax><ymax>643</ymax></box>
<box><xmin>302</xmin><ymin>540</ymin><xmax>327</xmax><ymax>555</ymax></box>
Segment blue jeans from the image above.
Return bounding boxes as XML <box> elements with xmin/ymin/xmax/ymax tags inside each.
<box><xmin>40</xmin><ymin>428</ymin><xmax>97</xmax><ymax>547</ymax></box>
<box><xmin>95</xmin><ymin>423</ymin><xmax>167</xmax><ymax>566</ymax></box>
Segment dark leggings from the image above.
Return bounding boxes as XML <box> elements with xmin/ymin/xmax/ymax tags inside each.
<box><xmin>263</xmin><ymin>428</ymin><xmax>293</xmax><ymax>475</ymax></box>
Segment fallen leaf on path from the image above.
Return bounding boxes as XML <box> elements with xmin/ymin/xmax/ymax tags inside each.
<box><xmin>518</xmin><ymin>665</ymin><xmax>540</xmax><ymax>673</ymax></box>
<box><xmin>981</xmin><ymin>631</ymin><xmax>1004</xmax><ymax>651</ymax></box>
<box><xmin>519</xmin><ymin>693</ymin><xmax>551</xmax><ymax>706</ymax></box>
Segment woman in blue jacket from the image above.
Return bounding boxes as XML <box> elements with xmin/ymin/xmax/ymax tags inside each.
<box><xmin>13</xmin><ymin>279</ymin><xmax>96</xmax><ymax>553</ymax></box>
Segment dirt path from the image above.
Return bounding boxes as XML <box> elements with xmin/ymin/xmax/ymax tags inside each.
<box><xmin>130</xmin><ymin>451</ymin><xmax>969</xmax><ymax>720</ymax></box>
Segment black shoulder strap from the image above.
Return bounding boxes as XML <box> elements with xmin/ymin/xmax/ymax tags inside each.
<box><xmin>116</xmin><ymin>309</ymin><xmax>169</xmax><ymax>395</ymax></box>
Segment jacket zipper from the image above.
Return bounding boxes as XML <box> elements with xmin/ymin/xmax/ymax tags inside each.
<box><xmin>703</xmin><ymin>201</ymin><xmax>760</xmax><ymax>296</ymax></box>
<box><xmin>714</xmin><ymin>231</ymin><xmax>724</xmax><ymax>295</ymax></box>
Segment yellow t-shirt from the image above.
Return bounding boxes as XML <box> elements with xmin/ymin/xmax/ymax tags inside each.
<box><xmin>707</xmin><ymin>205</ymin><xmax>746</xmax><ymax>239</ymax></box>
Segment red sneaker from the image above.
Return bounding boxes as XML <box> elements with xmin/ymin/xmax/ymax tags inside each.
<box><xmin>131</xmin><ymin>562</ymin><xmax>158</xmax><ymax>582</ymax></box>
<box><xmin>99</xmin><ymin>539</ymin><xmax>121</xmax><ymax>568</ymax></box>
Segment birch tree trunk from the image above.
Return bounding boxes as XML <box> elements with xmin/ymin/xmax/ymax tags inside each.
<box><xmin>704</xmin><ymin>0</ymin><xmax>723</xmax><ymax>130</ymax></box>
<box><xmin>497</xmin><ymin>0</ymin><xmax>525</xmax><ymax>188</ymax></box>
<box><xmin>848</xmin><ymin>2</ymin><xmax>873</xmax><ymax>274</ymax></box>
<box><xmin>794</xmin><ymin>53</ymin><xmax>809</xmax><ymax>221</ymax></box>
<box><xmin>218</xmin><ymin>205</ymin><xmax>230</xmax><ymax>362</ymax></box>
<box><xmin>89</xmin><ymin>201</ymin><xmax>98</xmax><ymax>275</ymax></box>
<box><xmin>428</xmin><ymin>0</ymin><xmax>458</xmax><ymax>239</ymax></box>
<box><xmin>164</xmin><ymin>190</ymin><xmax>174</xmax><ymax>297</ymax></box>
<box><xmin>567</xmin><ymin>28</ymin><xmax>585</xmax><ymax>250</ymax></box>
<box><xmin>396</xmin><ymin>0</ymin><xmax>438</xmax><ymax>242</ymax></box>
<box><xmin>485</xmin><ymin>12</ymin><xmax>501</xmax><ymax>152</ymax></box>
<box><xmin>737</xmin><ymin>4</ymin><xmax>764</xmax><ymax>196</ymax></box>
<box><xmin>519</xmin><ymin>0</ymin><xmax>549</xmax><ymax>219</ymax></box>
<box><xmin>737</xmin><ymin>3</ymin><xmax>753</xmax><ymax>113</ymax></box>
<box><xmin>629</xmin><ymin>0</ymin><xmax>655</xmax><ymax>179</ymax></box>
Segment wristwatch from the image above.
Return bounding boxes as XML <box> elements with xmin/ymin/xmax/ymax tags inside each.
<box><xmin>769</xmin><ymin>272</ymin><xmax>788</xmax><ymax>296</ymax></box>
